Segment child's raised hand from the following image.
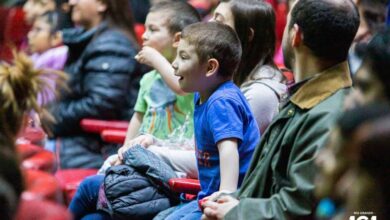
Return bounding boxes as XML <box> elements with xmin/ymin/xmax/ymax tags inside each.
<box><xmin>135</xmin><ymin>46</ymin><xmax>164</xmax><ymax>68</ymax></box>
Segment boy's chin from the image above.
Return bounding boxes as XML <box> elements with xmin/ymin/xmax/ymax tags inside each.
<box><xmin>179</xmin><ymin>83</ymin><xmax>193</xmax><ymax>93</ymax></box>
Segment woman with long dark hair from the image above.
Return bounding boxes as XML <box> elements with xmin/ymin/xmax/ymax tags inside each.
<box><xmin>211</xmin><ymin>0</ymin><xmax>286</xmax><ymax>133</ymax></box>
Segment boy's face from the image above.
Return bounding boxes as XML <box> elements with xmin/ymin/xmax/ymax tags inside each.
<box><xmin>172</xmin><ymin>39</ymin><xmax>208</xmax><ymax>93</ymax></box>
<box><xmin>142</xmin><ymin>11</ymin><xmax>176</xmax><ymax>60</ymax></box>
<box><xmin>23</xmin><ymin>0</ymin><xmax>55</xmax><ymax>24</ymax></box>
<box><xmin>27</xmin><ymin>18</ymin><xmax>54</xmax><ymax>54</ymax></box>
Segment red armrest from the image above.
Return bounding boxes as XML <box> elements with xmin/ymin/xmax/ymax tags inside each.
<box><xmin>55</xmin><ymin>169</ymin><xmax>98</xmax><ymax>205</ymax></box>
<box><xmin>80</xmin><ymin>119</ymin><xmax>129</xmax><ymax>133</ymax></box>
<box><xmin>17</xmin><ymin>144</ymin><xmax>43</xmax><ymax>160</ymax></box>
<box><xmin>168</xmin><ymin>178</ymin><xmax>201</xmax><ymax>195</ymax></box>
<box><xmin>101</xmin><ymin>129</ymin><xmax>127</xmax><ymax>144</ymax></box>
<box><xmin>21</xmin><ymin>150</ymin><xmax>55</xmax><ymax>173</ymax></box>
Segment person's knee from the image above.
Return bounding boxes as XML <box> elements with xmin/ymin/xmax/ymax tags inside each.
<box><xmin>78</xmin><ymin>175</ymin><xmax>104</xmax><ymax>193</ymax></box>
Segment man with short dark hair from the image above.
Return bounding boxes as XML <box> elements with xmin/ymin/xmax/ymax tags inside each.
<box><xmin>201</xmin><ymin>0</ymin><xmax>359</xmax><ymax>219</ymax></box>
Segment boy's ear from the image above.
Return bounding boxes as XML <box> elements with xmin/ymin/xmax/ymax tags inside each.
<box><xmin>172</xmin><ymin>32</ymin><xmax>181</xmax><ymax>48</ymax></box>
<box><xmin>206</xmin><ymin>58</ymin><xmax>219</xmax><ymax>77</ymax></box>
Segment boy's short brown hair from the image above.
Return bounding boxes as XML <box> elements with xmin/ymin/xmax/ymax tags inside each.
<box><xmin>149</xmin><ymin>1</ymin><xmax>201</xmax><ymax>34</ymax></box>
<box><xmin>181</xmin><ymin>22</ymin><xmax>242</xmax><ymax>78</ymax></box>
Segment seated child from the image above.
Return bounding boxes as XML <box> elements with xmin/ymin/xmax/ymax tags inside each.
<box><xmin>120</xmin><ymin>0</ymin><xmax>201</xmax><ymax>143</ymax></box>
<box><xmin>164</xmin><ymin>22</ymin><xmax>260</xmax><ymax>220</ymax></box>
<box><xmin>27</xmin><ymin>11</ymin><xmax>68</xmax><ymax>105</ymax></box>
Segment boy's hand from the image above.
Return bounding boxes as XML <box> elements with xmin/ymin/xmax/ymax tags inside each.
<box><xmin>117</xmin><ymin>134</ymin><xmax>155</xmax><ymax>160</ymax></box>
<box><xmin>135</xmin><ymin>46</ymin><xmax>164</xmax><ymax>68</ymax></box>
<box><xmin>98</xmin><ymin>154</ymin><xmax>121</xmax><ymax>174</ymax></box>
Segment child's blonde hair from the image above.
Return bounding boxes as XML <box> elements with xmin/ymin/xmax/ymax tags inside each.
<box><xmin>0</xmin><ymin>50</ymin><xmax>67</xmax><ymax>145</ymax></box>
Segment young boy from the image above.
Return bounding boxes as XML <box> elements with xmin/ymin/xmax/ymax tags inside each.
<box><xmin>120</xmin><ymin>1</ymin><xmax>201</xmax><ymax>145</ymax></box>
<box><xmin>165</xmin><ymin>22</ymin><xmax>260</xmax><ymax>219</ymax></box>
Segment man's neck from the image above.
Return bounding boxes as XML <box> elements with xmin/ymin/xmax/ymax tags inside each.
<box><xmin>293</xmin><ymin>54</ymin><xmax>340</xmax><ymax>83</ymax></box>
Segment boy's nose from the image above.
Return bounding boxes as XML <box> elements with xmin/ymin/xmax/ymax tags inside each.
<box><xmin>141</xmin><ymin>32</ymin><xmax>148</xmax><ymax>42</ymax></box>
<box><xmin>172</xmin><ymin>60</ymin><xmax>178</xmax><ymax>70</ymax></box>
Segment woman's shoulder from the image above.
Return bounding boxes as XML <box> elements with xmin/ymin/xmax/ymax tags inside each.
<box><xmin>96</xmin><ymin>28</ymin><xmax>131</xmax><ymax>43</ymax></box>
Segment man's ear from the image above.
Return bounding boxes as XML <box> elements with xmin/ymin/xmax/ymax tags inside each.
<box><xmin>172</xmin><ymin>32</ymin><xmax>181</xmax><ymax>48</ymax></box>
<box><xmin>206</xmin><ymin>58</ymin><xmax>219</xmax><ymax>77</ymax></box>
<box><xmin>291</xmin><ymin>24</ymin><xmax>303</xmax><ymax>47</ymax></box>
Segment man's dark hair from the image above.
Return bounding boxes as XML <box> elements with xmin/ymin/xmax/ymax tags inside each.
<box><xmin>289</xmin><ymin>0</ymin><xmax>359</xmax><ymax>62</ymax></box>
<box><xmin>181</xmin><ymin>22</ymin><xmax>242</xmax><ymax>78</ymax></box>
<box><xmin>149</xmin><ymin>1</ymin><xmax>201</xmax><ymax>34</ymax></box>
<box><xmin>356</xmin><ymin>28</ymin><xmax>390</xmax><ymax>100</ymax></box>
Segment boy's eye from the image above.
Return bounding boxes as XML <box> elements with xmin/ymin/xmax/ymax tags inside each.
<box><xmin>148</xmin><ymin>26</ymin><xmax>158</xmax><ymax>32</ymax></box>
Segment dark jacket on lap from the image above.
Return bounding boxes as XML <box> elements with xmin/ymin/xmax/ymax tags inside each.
<box><xmin>98</xmin><ymin>145</ymin><xmax>179</xmax><ymax>220</ymax></box>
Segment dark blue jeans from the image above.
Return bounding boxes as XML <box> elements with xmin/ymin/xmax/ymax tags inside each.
<box><xmin>68</xmin><ymin>174</ymin><xmax>111</xmax><ymax>220</ymax></box>
<box><xmin>165</xmin><ymin>200</ymin><xmax>202</xmax><ymax>220</ymax></box>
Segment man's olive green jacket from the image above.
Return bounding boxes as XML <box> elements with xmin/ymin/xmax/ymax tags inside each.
<box><xmin>226</xmin><ymin>62</ymin><xmax>352</xmax><ymax>220</ymax></box>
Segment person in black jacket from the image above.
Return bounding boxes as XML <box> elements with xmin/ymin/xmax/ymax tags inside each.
<box><xmin>43</xmin><ymin>0</ymin><xmax>143</xmax><ymax>169</ymax></box>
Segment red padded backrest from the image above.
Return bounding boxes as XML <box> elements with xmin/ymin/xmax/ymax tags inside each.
<box><xmin>101</xmin><ymin>129</ymin><xmax>127</xmax><ymax>144</ymax></box>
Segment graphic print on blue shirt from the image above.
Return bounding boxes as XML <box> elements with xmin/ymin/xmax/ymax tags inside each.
<box><xmin>193</xmin><ymin>81</ymin><xmax>260</xmax><ymax>199</ymax></box>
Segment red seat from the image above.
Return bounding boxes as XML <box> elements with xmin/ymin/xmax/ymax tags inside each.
<box><xmin>55</xmin><ymin>169</ymin><xmax>99</xmax><ymax>205</ymax></box>
<box><xmin>19</xmin><ymin>126</ymin><xmax>46</xmax><ymax>146</ymax></box>
<box><xmin>22</xmin><ymin>169</ymin><xmax>63</xmax><ymax>203</ymax></box>
<box><xmin>17</xmin><ymin>143</ymin><xmax>43</xmax><ymax>160</ymax></box>
<box><xmin>80</xmin><ymin>118</ymin><xmax>129</xmax><ymax>133</ymax></box>
<box><xmin>21</xmin><ymin>150</ymin><xmax>56</xmax><ymax>173</ymax></box>
<box><xmin>169</xmin><ymin>178</ymin><xmax>201</xmax><ymax>195</ymax></box>
<box><xmin>101</xmin><ymin>129</ymin><xmax>127</xmax><ymax>144</ymax></box>
<box><xmin>16</xmin><ymin>199</ymin><xmax>72</xmax><ymax>220</ymax></box>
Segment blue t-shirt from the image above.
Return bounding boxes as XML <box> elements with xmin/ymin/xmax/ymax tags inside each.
<box><xmin>194</xmin><ymin>81</ymin><xmax>260</xmax><ymax>199</ymax></box>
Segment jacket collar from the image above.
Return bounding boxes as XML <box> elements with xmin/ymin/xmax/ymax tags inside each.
<box><xmin>62</xmin><ymin>21</ymin><xmax>109</xmax><ymax>47</ymax></box>
<box><xmin>290</xmin><ymin>61</ymin><xmax>352</xmax><ymax>109</ymax></box>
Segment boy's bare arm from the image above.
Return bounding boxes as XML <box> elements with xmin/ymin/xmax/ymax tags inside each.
<box><xmin>117</xmin><ymin>111</ymin><xmax>144</xmax><ymax>160</ymax></box>
<box><xmin>135</xmin><ymin>46</ymin><xmax>187</xmax><ymax>96</ymax></box>
<box><xmin>124</xmin><ymin>111</ymin><xmax>144</xmax><ymax>145</ymax></box>
<box><xmin>217</xmin><ymin>138</ymin><xmax>239</xmax><ymax>192</ymax></box>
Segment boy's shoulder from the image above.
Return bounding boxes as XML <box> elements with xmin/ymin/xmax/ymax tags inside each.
<box><xmin>197</xmin><ymin>81</ymin><xmax>245</xmax><ymax>108</ymax></box>
<box><xmin>140</xmin><ymin>70</ymin><xmax>161</xmax><ymax>82</ymax></box>
<box><xmin>209</xmin><ymin>81</ymin><xmax>243</xmax><ymax>102</ymax></box>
